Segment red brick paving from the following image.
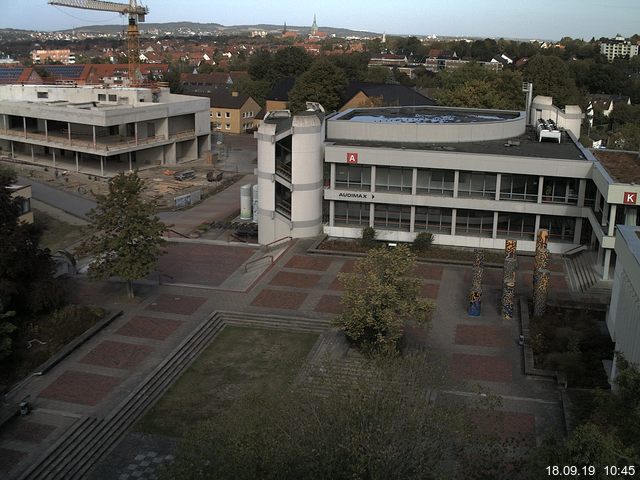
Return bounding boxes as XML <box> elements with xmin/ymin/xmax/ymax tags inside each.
<box><xmin>38</xmin><ymin>370</ymin><xmax>123</xmax><ymax>406</ymax></box>
<box><xmin>463</xmin><ymin>269</ymin><xmax>503</xmax><ymax>285</ymax></box>
<box><xmin>314</xmin><ymin>295</ymin><xmax>343</xmax><ymax>314</ymax></box>
<box><xmin>2</xmin><ymin>421</ymin><xmax>56</xmax><ymax>444</ymax></box>
<box><xmin>156</xmin><ymin>243</ymin><xmax>256</xmax><ymax>286</ymax></box>
<box><xmin>250</xmin><ymin>289</ymin><xmax>307</xmax><ymax>310</ymax></box>
<box><xmin>413</xmin><ymin>264</ymin><xmax>443</xmax><ymax>280</ymax></box>
<box><xmin>422</xmin><ymin>282</ymin><xmax>440</xmax><ymax>299</ymax></box>
<box><xmin>471</xmin><ymin>410</ymin><xmax>536</xmax><ymax>445</ymax></box>
<box><xmin>328</xmin><ymin>276</ymin><xmax>345</xmax><ymax>291</ymax></box>
<box><xmin>115</xmin><ymin>316</ymin><xmax>183</xmax><ymax>341</ymax></box>
<box><xmin>0</xmin><ymin>448</ymin><xmax>26</xmax><ymax>471</ymax></box>
<box><xmin>451</xmin><ymin>353</ymin><xmax>513</xmax><ymax>382</ymax></box>
<box><xmin>269</xmin><ymin>271</ymin><xmax>322</xmax><ymax>289</ymax></box>
<box><xmin>285</xmin><ymin>255</ymin><xmax>332</xmax><ymax>271</ymax></box>
<box><xmin>454</xmin><ymin>325</ymin><xmax>510</xmax><ymax>348</ymax></box>
<box><xmin>340</xmin><ymin>259</ymin><xmax>357</xmax><ymax>273</ymax></box>
<box><xmin>549</xmin><ymin>275</ymin><xmax>568</xmax><ymax>290</ymax></box>
<box><xmin>145</xmin><ymin>294</ymin><xmax>207</xmax><ymax>316</ymax></box>
<box><xmin>80</xmin><ymin>341</ymin><xmax>154</xmax><ymax>370</ymax></box>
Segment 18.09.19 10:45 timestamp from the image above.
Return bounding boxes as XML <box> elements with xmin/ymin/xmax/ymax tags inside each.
<box><xmin>546</xmin><ymin>465</ymin><xmax>636</xmax><ymax>476</ymax></box>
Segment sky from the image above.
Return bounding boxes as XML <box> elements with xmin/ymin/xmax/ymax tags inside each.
<box><xmin>1</xmin><ymin>0</ymin><xmax>638</xmax><ymax>40</ymax></box>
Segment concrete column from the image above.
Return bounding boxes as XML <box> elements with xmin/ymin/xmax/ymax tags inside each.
<box><xmin>100</xmin><ymin>156</ymin><xmax>104</xmax><ymax>177</ymax></box>
<box><xmin>52</xmin><ymin>148</ymin><xmax>56</xmax><ymax>169</ymax></box>
<box><xmin>369</xmin><ymin>203</ymin><xmax>375</xmax><ymax>227</ymax></box>
<box><xmin>595</xmin><ymin>190</ymin><xmax>601</xmax><ymax>212</ymax></box>
<box><xmin>134</xmin><ymin>123</ymin><xmax>139</xmax><ymax>145</ymax></box>
<box><xmin>608</xmin><ymin>204</ymin><xmax>617</xmax><ymax>236</ymax></box>
<box><xmin>45</xmin><ymin>119</ymin><xmax>48</xmax><ymax>141</ymax></box>
<box><xmin>495</xmin><ymin>173</ymin><xmax>501</xmax><ymax>201</ymax></box>
<box><xmin>75</xmin><ymin>151</ymin><xmax>79</xmax><ymax>172</ymax></box>
<box><xmin>10</xmin><ymin>141</ymin><xmax>14</xmax><ymax>157</ymax></box>
<box><xmin>129</xmin><ymin>152</ymin><xmax>132</xmax><ymax>171</ymax></box>
<box><xmin>453</xmin><ymin>170</ymin><xmax>459</xmax><ymax>198</ymax></box>
<box><xmin>451</xmin><ymin>209</ymin><xmax>457</xmax><ymax>236</ymax></box>
<box><xmin>534</xmin><ymin>214</ymin><xmax>541</xmax><ymax>235</ymax></box>
<box><xmin>23</xmin><ymin>117</ymin><xmax>27</xmax><ymax>138</ymax></box>
<box><xmin>537</xmin><ymin>176</ymin><xmax>544</xmax><ymax>203</ymax></box>
<box><xmin>603</xmin><ymin>249</ymin><xmax>612</xmax><ymax>280</ymax></box>
<box><xmin>625</xmin><ymin>207</ymin><xmax>637</xmax><ymax>226</ymax></box>
<box><xmin>330</xmin><ymin>163</ymin><xmax>335</xmax><ymax>189</ymax></box>
<box><xmin>67</xmin><ymin>122</ymin><xmax>71</xmax><ymax>145</ymax></box>
<box><xmin>2</xmin><ymin>114</ymin><xmax>6</xmax><ymax>132</ymax></box>
<box><xmin>573</xmin><ymin>218</ymin><xmax>583</xmax><ymax>244</ymax></box>
<box><xmin>411</xmin><ymin>167</ymin><xmax>417</xmax><ymax>196</ymax></box>
<box><xmin>492</xmin><ymin>211</ymin><xmax>498</xmax><ymax>238</ymax></box>
<box><xmin>31</xmin><ymin>145</ymin><xmax>34</xmax><ymax>161</ymax></box>
<box><xmin>329</xmin><ymin>200</ymin><xmax>335</xmax><ymax>226</ymax></box>
<box><xmin>578</xmin><ymin>179</ymin><xmax>586</xmax><ymax>207</ymax></box>
<box><xmin>410</xmin><ymin>206</ymin><xmax>416</xmax><ymax>233</ymax></box>
<box><xmin>92</xmin><ymin>125</ymin><xmax>96</xmax><ymax>148</ymax></box>
<box><xmin>371</xmin><ymin>165</ymin><xmax>376</xmax><ymax>193</ymax></box>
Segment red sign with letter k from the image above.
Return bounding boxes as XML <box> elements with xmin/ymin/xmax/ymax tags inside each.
<box><xmin>624</xmin><ymin>192</ymin><xmax>637</xmax><ymax>205</ymax></box>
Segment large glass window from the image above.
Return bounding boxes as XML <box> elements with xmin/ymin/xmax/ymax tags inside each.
<box><xmin>495</xmin><ymin>213</ymin><xmax>536</xmax><ymax>240</ymax></box>
<box><xmin>456</xmin><ymin>209</ymin><xmax>494</xmax><ymax>237</ymax></box>
<box><xmin>500</xmin><ymin>174</ymin><xmax>539</xmax><ymax>202</ymax></box>
<box><xmin>334</xmin><ymin>201</ymin><xmax>370</xmax><ymax>226</ymax></box>
<box><xmin>457</xmin><ymin>171</ymin><xmax>497</xmax><ymax>199</ymax></box>
<box><xmin>584</xmin><ymin>180</ymin><xmax>597</xmax><ymax>208</ymax></box>
<box><xmin>335</xmin><ymin>165</ymin><xmax>371</xmax><ymax>191</ymax></box>
<box><xmin>542</xmin><ymin>177</ymin><xmax>578</xmax><ymax>205</ymax></box>
<box><xmin>375</xmin><ymin>167</ymin><xmax>413</xmax><ymax>193</ymax></box>
<box><xmin>415</xmin><ymin>206</ymin><xmax>452</xmax><ymax>233</ymax></box>
<box><xmin>374</xmin><ymin>203</ymin><xmax>411</xmax><ymax>231</ymax></box>
<box><xmin>416</xmin><ymin>169</ymin><xmax>455</xmax><ymax>196</ymax></box>
<box><xmin>540</xmin><ymin>215</ymin><xmax>575</xmax><ymax>242</ymax></box>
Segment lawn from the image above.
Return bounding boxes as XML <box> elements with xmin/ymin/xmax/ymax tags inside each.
<box><xmin>134</xmin><ymin>326</ymin><xmax>318</xmax><ymax>438</ymax></box>
<box><xmin>33</xmin><ymin>207</ymin><xmax>85</xmax><ymax>251</ymax></box>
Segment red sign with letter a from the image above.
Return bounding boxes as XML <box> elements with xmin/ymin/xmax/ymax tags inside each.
<box><xmin>346</xmin><ymin>152</ymin><xmax>358</xmax><ymax>164</ymax></box>
<box><xmin>624</xmin><ymin>192</ymin><xmax>637</xmax><ymax>205</ymax></box>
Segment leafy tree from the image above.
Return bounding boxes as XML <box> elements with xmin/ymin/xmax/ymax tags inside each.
<box><xmin>248</xmin><ymin>49</ymin><xmax>273</xmax><ymax>81</ymax></box>
<box><xmin>233</xmin><ymin>77</ymin><xmax>270</xmax><ymax>106</ymax></box>
<box><xmin>412</xmin><ymin>232</ymin><xmax>434</xmax><ymax>253</ymax></box>
<box><xmin>0</xmin><ymin>305</ymin><xmax>17</xmax><ymax>361</ymax></box>
<box><xmin>270</xmin><ymin>47</ymin><xmax>312</xmax><ymax>83</ymax></box>
<box><xmin>360</xmin><ymin>226</ymin><xmax>376</xmax><ymax>247</ymax></box>
<box><xmin>162</xmin><ymin>353</ymin><xmax>521</xmax><ymax>480</ymax></box>
<box><xmin>523</xmin><ymin>55</ymin><xmax>582</xmax><ymax>106</ymax></box>
<box><xmin>288</xmin><ymin>58</ymin><xmax>348</xmax><ymax>113</ymax></box>
<box><xmin>329</xmin><ymin>52</ymin><xmax>370</xmax><ymax>82</ymax></box>
<box><xmin>334</xmin><ymin>245</ymin><xmax>434</xmax><ymax>356</ymax></box>
<box><xmin>78</xmin><ymin>171</ymin><xmax>165</xmax><ymax>298</ymax></box>
<box><xmin>364</xmin><ymin>65</ymin><xmax>394</xmax><ymax>84</ymax></box>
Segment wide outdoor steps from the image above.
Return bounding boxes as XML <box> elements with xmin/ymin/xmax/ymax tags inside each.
<box><xmin>219</xmin><ymin>311</ymin><xmax>331</xmax><ymax>335</ymax></box>
<box><xmin>565</xmin><ymin>250</ymin><xmax>598</xmax><ymax>293</ymax></box>
<box><xmin>17</xmin><ymin>313</ymin><xmax>226</xmax><ymax>480</ymax></box>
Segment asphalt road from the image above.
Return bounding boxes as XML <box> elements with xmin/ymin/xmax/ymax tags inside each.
<box><xmin>19</xmin><ymin>175</ymin><xmax>96</xmax><ymax>220</ymax></box>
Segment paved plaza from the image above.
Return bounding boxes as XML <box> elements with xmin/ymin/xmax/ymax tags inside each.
<box><xmin>0</xmin><ymin>237</ymin><xmax>571</xmax><ymax>479</ymax></box>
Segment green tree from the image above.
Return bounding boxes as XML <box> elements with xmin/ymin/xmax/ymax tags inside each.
<box><xmin>523</xmin><ymin>55</ymin><xmax>583</xmax><ymax>106</ymax></box>
<box><xmin>288</xmin><ymin>58</ymin><xmax>348</xmax><ymax>113</ymax></box>
<box><xmin>364</xmin><ymin>65</ymin><xmax>394</xmax><ymax>84</ymax></box>
<box><xmin>270</xmin><ymin>46</ymin><xmax>312</xmax><ymax>83</ymax></box>
<box><xmin>233</xmin><ymin>77</ymin><xmax>270</xmax><ymax>106</ymax></box>
<box><xmin>78</xmin><ymin>171</ymin><xmax>165</xmax><ymax>298</ymax></box>
<box><xmin>334</xmin><ymin>245</ymin><xmax>434</xmax><ymax>356</ymax></box>
<box><xmin>0</xmin><ymin>305</ymin><xmax>17</xmax><ymax>361</ymax></box>
<box><xmin>248</xmin><ymin>50</ymin><xmax>273</xmax><ymax>81</ymax></box>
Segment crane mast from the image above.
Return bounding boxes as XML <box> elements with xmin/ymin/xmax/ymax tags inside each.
<box><xmin>48</xmin><ymin>0</ymin><xmax>149</xmax><ymax>86</ymax></box>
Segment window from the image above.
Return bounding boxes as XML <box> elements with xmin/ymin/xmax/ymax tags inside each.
<box><xmin>374</xmin><ymin>204</ymin><xmax>411</xmax><ymax>231</ymax></box>
<box><xmin>539</xmin><ymin>215</ymin><xmax>575</xmax><ymax>242</ymax></box>
<box><xmin>495</xmin><ymin>213</ymin><xmax>535</xmax><ymax>240</ymax></box>
<box><xmin>108</xmin><ymin>94</ymin><xmax>117</xmax><ymax>102</ymax></box>
<box><xmin>98</xmin><ymin>93</ymin><xmax>106</xmax><ymax>101</ymax></box>
<box><xmin>225</xmin><ymin>124</ymin><xmax>230</xmax><ymax>130</ymax></box>
<box><xmin>375</xmin><ymin>167</ymin><xmax>413</xmax><ymax>193</ymax></box>
<box><xmin>37</xmin><ymin>92</ymin><xmax>48</xmax><ymax>99</ymax></box>
<box><xmin>225</xmin><ymin>112</ymin><xmax>230</xmax><ymax>118</ymax></box>
<box><xmin>334</xmin><ymin>201</ymin><xmax>370</xmax><ymax>226</ymax></box>
<box><xmin>500</xmin><ymin>174</ymin><xmax>539</xmax><ymax>202</ymax></box>
<box><xmin>457</xmin><ymin>171</ymin><xmax>497</xmax><ymax>198</ymax></box>
<box><xmin>456</xmin><ymin>209</ymin><xmax>494</xmax><ymax>237</ymax></box>
<box><xmin>335</xmin><ymin>165</ymin><xmax>371</xmax><ymax>190</ymax></box>
<box><xmin>415</xmin><ymin>206</ymin><xmax>452</xmax><ymax>233</ymax></box>
<box><xmin>416</xmin><ymin>169</ymin><xmax>454</xmax><ymax>196</ymax></box>
<box><xmin>19</xmin><ymin>198</ymin><xmax>31</xmax><ymax>215</ymax></box>
<box><xmin>216</xmin><ymin>112</ymin><xmax>221</xmax><ymax>118</ymax></box>
<box><xmin>542</xmin><ymin>177</ymin><xmax>578</xmax><ymax>205</ymax></box>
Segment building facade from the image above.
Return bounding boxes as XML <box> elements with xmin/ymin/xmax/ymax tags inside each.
<box><xmin>209</xmin><ymin>91</ymin><xmax>260</xmax><ymax>134</ymax></box>
<box><xmin>32</xmin><ymin>49</ymin><xmax>75</xmax><ymax>65</ymax></box>
<box><xmin>600</xmin><ymin>36</ymin><xmax>639</xmax><ymax>62</ymax></box>
<box><xmin>8</xmin><ymin>184</ymin><xmax>33</xmax><ymax>224</ymax></box>
<box><xmin>0</xmin><ymin>84</ymin><xmax>211</xmax><ymax>176</ymax></box>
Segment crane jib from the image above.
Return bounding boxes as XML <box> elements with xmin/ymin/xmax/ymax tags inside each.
<box><xmin>47</xmin><ymin>0</ymin><xmax>148</xmax><ymax>19</ymax></box>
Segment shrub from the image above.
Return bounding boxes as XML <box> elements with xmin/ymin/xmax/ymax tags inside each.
<box><xmin>412</xmin><ymin>232</ymin><xmax>435</xmax><ymax>253</ymax></box>
<box><xmin>360</xmin><ymin>226</ymin><xmax>377</xmax><ymax>248</ymax></box>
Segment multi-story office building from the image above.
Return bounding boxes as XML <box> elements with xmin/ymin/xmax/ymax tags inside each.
<box><xmin>257</xmin><ymin>97</ymin><xmax>640</xmax><ymax>281</ymax></box>
<box><xmin>31</xmin><ymin>49</ymin><xmax>76</xmax><ymax>65</ymax></box>
<box><xmin>0</xmin><ymin>84</ymin><xmax>211</xmax><ymax>176</ymax></box>
<box><xmin>600</xmin><ymin>36</ymin><xmax>639</xmax><ymax>62</ymax></box>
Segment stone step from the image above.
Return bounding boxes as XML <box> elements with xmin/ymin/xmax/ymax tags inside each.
<box><xmin>220</xmin><ymin>311</ymin><xmax>330</xmax><ymax>335</ymax></box>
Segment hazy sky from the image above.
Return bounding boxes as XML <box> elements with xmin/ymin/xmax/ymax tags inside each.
<box><xmin>1</xmin><ymin>0</ymin><xmax>638</xmax><ymax>40</ymax></box>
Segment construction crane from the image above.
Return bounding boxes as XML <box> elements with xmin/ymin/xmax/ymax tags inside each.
<box><xmin>48</xmin><ymin>0</ymin><xmax>149</xmax><ymax>86</ymax></box>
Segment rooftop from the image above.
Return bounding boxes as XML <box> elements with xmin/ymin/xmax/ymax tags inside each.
<box><xmin>334</xmin><ymin>106</ymin><xmax>519</xmax><ymax>124</ymax></box>
<box><xmin>592</xmin><ymin>150</ymin><xmax>640</xmax><ymax>184</ymax></box>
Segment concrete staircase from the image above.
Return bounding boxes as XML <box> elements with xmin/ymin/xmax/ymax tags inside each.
<box><xmin>564</xmin><ymin>251</ymin><xmax>612</xmax><ymax>302</ymax></box>
<box><xmin>17</xmin><ymin>313</ymin><xmax>226</xmax><ymax>480</ymax></box>
<box><xmin>220</xmin><ymin>311</ymin><xmax>330</xmax><ymax>335</ymax></box>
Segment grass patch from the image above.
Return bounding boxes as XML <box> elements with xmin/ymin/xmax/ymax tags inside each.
<box><xmin>134</xmin><ymin>326</ymin><xmax>318</xmax><ymax>438</ymax></box>
<box><xmin>33</xmin><ymin>207</ymin><xmax>84</xmax><ymax>251</ymax></box>
<box><xmin>0</xmin><ymin>305</ymin><xmax>106</xmax><ymax>392</ymax></box>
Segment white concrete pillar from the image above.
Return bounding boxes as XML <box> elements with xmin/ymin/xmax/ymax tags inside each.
<box><xmin>492</xmin><ymin>211</ymin><xmax>498</xmax><ymax>238</ymax></box>
<box><xmin>534</xmin><ymin>214</ymin><xmax>541</xmax><ymax>234</ymax></box>
<box><xmin>451</xmin><ymin>209</ymin><xmax>457</xmax><ymax>236</ymax></box>
<box><xmin>370</xmin><ymin>166</ymin><xmax>376</xmax><ymax>193</ymax></box>
<box><xmin>537</xmin><ymin>176</ymin><xmax>544</xmax><ymax>203</ymax></box>
<box><xmin>330</xmin><ymin>163</ymin><xmax>335</xmax><ymax>189</ymax></box>
<box><xmin>10</xmin><ymin>141</ymin><xmax>14</xmax><ymax>157</ymax></box>
<box><xmin>453</xmin><ymin>170</ymin><xmax>459</xmax><ymax>198</ymax></box>
<box><xmin>75</xmin><ymin>151</ymin><xmax>79</xmax><ymax>172</ymax></box>
<box><xmin>578</xmin><ymin>179</ymin><xmax>586</xmax><ymax>207</ymax></box>
<box><xmin>92</xmin><ymin>125</ymin><xmax>97</xmax><ymax>148</ymax></box>
<box><xmin>52</xmin><ymin>148</ymin><xmax>56</xmax><ymax>169</ymax></box>
<box><xmin>31</xmin><ymin>145</ymin><xmax>34</xmax><ymax>161</ymax></box>
<box><xmin>100</xmin><ymin>156</ymin><xmax>104</xmax><ymax>177</ymax></box>
<box><xmin>329</xmin><ymin>200</ymin><xmax>335</xmax><ymax>226</ymax></box>
<box><xmin>573</xmin><ymin>218</ymin><xmax>583</xmax><ymax>244</ymax></box>
<box><xmin>603</xmin><ymin>249</ymin><xmax>612</xmax><ymax>281</ymax></box>
<box><xmin>411</xmin><ymin>167</ymin><xmax>417</xmax><ymax>196</ymax></box>
<box><xmin>44</xmin><ymin>119</ymin><xmax>48</xmax><ymax>141</ymax></box>
<box><xmin>67</xmin><ymin>122</ymin><xmax>71</xmax><ymax>145</ymax></box>
<box><xmin>495</xmin><ymin>173</ymin><xmax>501</xmax><ymax>200</ymax></box>
<box><xmin>608</xmin><ymin>204</ymin><xmax>617</xmax><ymax>236</ymax></box>
<box><xmin>369</xmin><ymin>204</ymin><xmax>375</xmax><ymax>227</ymax></box>
<box><xmin>134</xmin><ymin>123</ymin><xmax>138</xmax><ymax>145</ymax></box>
<box><xmin>410</xmin><ymin>206</ymin><xmax>416</xmax><ymax>233</ymax></box>
<box><xmin>23</xmin><ymin>117</ymin><xmax>27</xmax><ymax>138</ymax></box>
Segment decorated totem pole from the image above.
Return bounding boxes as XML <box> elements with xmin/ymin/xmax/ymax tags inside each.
<box><xmin>468</xmin><ymin>249</ymin><xmax>485</xmax><ymax>316</ymax></box>
<box><xmin>501</xmin><ymin>239</ymin><xmax>517</xmax><ymax>320</ymax></box>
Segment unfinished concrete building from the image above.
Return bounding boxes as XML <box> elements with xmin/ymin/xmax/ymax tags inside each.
<box><xmin>0</xmin><ymin>84</ymin><xmax>211</xmax><ymax>176</ymax></box>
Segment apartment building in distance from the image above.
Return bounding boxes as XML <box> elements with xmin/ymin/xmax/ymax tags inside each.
<box><xmin>0</xmin><ymin>84</ymin><xmax>211</xmax><ymax>177</ymax></box>
<box><xmin>600</xmin><ymin>35</ymin><xmax>639</xmax><ymax>62</ymax></box>
<box><xmin>208</xmin><ymin>91</ymin><xmax>260</xmax><ymax>134</ymax></box>
<box><xmin>31</xmin><ymin>49</ymin><xmax>76</xmax><ymax>65</ymax></box>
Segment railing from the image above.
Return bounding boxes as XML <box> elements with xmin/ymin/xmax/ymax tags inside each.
<box><xmin>264</xmin><ymin>236</ymin><xmax>292</xmax><ymax>252</ymax></box>
<box><xmin>562</xmin><ymin>244</ymin><xmax>588</xmax><ymax>257</ymax></box>
<box><xmin>244</xmin><ymin>255</ymin><xmax>273</xmax><ymax>273</ymax></box>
